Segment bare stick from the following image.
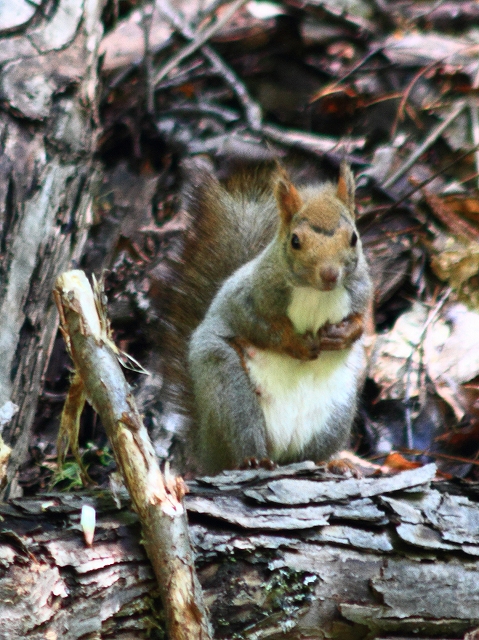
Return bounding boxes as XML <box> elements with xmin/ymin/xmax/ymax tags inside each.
<box><xmin>202</xmin><ymin>44</ymin><xmax>262</xmax><ymax>130</ymax></box>
<box><xmin>54</xmin><ymin>270</ymin><xmax>213</xmax><ymax>640</ymax></box>
<box><xmin>383</xmin><ymin>101</ymin><xmax>466</xmax><ymax>189</ymax></box>
<box><xmin>263</xmin><ymin>123</ymin><xmax>365</xmax><ymax>155</ymax></box>
<box><xmin>141</xmin><ymin>4</ymin><xmax>156</xmax><ymax>114</ymax></box>
<box><xmin>154</xmin><ymin>0</ymin><xmax>248</xmax><ymax>85</ymax></box>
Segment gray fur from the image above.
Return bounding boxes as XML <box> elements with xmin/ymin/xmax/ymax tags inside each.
<box><xmin>189</xmin><ymin>222</ymin><xmax>371</xmax><ymax>474</ymax></box>
<box><xmin>165</xmin><ymin>163</ymin><xmax>372</xmax><ymax>474</ymax></box>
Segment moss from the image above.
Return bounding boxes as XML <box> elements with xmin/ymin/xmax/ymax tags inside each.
<box><xmin>207</xmin><ymin>554</ymin><xmax>317</xmax><ymax>639</ymax></box>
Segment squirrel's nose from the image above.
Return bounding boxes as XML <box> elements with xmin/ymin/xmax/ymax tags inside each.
<box><xmin>320</xmin><ymin>266</ymin><xmax>339</xmax><ymax>289</ymax></box>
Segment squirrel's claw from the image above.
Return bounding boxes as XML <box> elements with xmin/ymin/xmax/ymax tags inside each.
<box><xmin>239</xmin><ymin>457</ymin><xmax>277</xmax><ymax>470</ymax></box>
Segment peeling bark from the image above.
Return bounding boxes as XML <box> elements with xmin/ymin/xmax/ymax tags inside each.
<box><xmin>1</xmin><ymin>463</ymin><xmax>479</xmax><ymax>639</ymax></box>
<box><xmin>0</xmin><ymin>0</ymin><xmax>105</xmax><ymax>494</ymax></box>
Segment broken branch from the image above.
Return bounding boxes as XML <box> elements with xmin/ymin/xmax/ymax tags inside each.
<box><xmin>153</xmin><ymin>0</ymin><xmax>248</xmax><ymax>85</ymax></box>
<box><xmin>54</xmin><ymin>270</ymin><xmax>213</xmax><ymax>640</ymax></box>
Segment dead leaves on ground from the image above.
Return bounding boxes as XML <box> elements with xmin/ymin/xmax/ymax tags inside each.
<box><xmin>70</xmin><ymin>0</ymin><xmax>479</xmax><ymax>481</ymax></box>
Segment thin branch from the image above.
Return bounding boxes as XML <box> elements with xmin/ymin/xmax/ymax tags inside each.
<box><xmin>385</xmin><ymin>141</ymin><xmax>479</xmax><ymax>212</ymax></box>
<box><xmin>404</xmin><ymin>0</ymin><xmax>447</xmax><ymax>24</ymax></box>
<box><xmin>54</xmin><ymin>270</ymin><xmax>213</xmax><ymax>640</ymax></box>
<box><xmin>469</xmin><ymin>67</ymin><xmax>479</xmax><ymax>191</ymax></box>
<box><xmin>390</xmin><ymin>60</ymin><xmax>440</xmax><ymax>139</ymax></box>
<box><xmin>202</xmin><ymin>44</ymin><xmax>262</xmax><ymax>130</ymax></box>
<box><xmin>197</xmin><ymin>0</ymin><xmax>233</xmax><ymax>21</ymax></box>
<box><xmin>156</xmin><ymin>0</ymin><xmax>262</xmax><ymax>130</ymax></box>
<box><xmin>357</xmin><ymin>142</ymin><xmax>479</xmax><ymax>242</ymax></box>
<box><xmin>310</xmin><ymin>45</ymin><xmax>384</xmax><ymax>104</ymax></box>
<box><xmin>403</xmin><ymin>287</ymin><xmax>452</xmax><ymax>450</ymax></box>
<box><xmin>57</xmin><ymin>372</ymin><xmax>91</xmax><ymax>484</ymax></box>
<box><xmin>383</xmin><ymin>100</ymin><xmax>466</xmax><ymax>189</ymax></box>
<box><xmin>141</xmin><ymin>4</ymin><xmax>156</xmax><ymax>114</ymax></box>
<box><xmin>153</xmin><ymin>0</ymin><xmax>248</xmax><ymax>85</ymax></box>
<box><xmin>470</xmin><ymin>102</ymin><xmax>479</xmax><ymax>190</ymax></box>
<box><xmin>399</xmin><ymin>446</ymin><xmax>479</xmax><ymax>467</ymax></box>
<box><xmin>263</xmin><ymin>123</ymin><xmax>365</xmax><ymax>156</ymax></box>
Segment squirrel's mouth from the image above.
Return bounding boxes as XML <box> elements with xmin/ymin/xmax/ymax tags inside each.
<box><xmin>320</xmin><ymin>282</ymin><xmax>337</xmax><ymax>292</ymax></box>
<box><xmin>289</xmin><ymin>269</ymin><xmax>341</xmax><ymax>291</ymax></box>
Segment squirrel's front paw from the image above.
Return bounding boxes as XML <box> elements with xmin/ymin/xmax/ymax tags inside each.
<box><xmin>319</xmin><ymin>313</ymin><xmax>364</xmax><ymax>350</ymax></box>
<box><xmin>283</xmin><ymin>331</ymin><xmax>320</xmax><ymax>360</ymax></box>
<box><xmin>302</xmin><ymin>331</ymin><xmax>322</xmax><ymax>360</ymax></box>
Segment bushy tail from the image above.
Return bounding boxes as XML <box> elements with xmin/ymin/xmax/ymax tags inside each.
<box><xmin>156</xmin><ymin>160</ymin><xmax>279</xmax><ymax>420</ymax></box>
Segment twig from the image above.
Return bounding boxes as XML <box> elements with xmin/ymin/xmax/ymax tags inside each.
<box><xmin>403</xmin><ymin>288</ymin><xmax>452</xmax><ymax>450</ymax></box>
<box><xmin>471</xmin><ymin>65</ymin><xmax>479</xmax><ymax>191</ymax></box>
<box><xmin>404</xmin><ymin>0</ymin><xmax>447</xmax><ymax>25</ymax></box>
<box><xmin>197</xmin><ymin>0</ymin><xmax>233</xmax><ymax>21</ymax></box>
<box><xmin>153</xmin><ymin>0</ymin><xmax>248</xmax><ymax>85</ymax></box>
<box><xmin>57</xmin><ymin>372</ymin><xmax>91</xmax><ymax>484</ymax></box>
<box><xmin>54</xmin><ymin>270</ymin><xmax>213</xmax><ymax>640</ymax></box>
<box><xmin>202</xmin><ymin>45</ymin><xmax>262</xmax><ymax>130</ymax></box>
<box><xmin>310</xmin><ymin>45</ymin><xmax>384</xmax><ymax>104</ymax></box>
<box><xmin>388</xmin><ymin>141</ymin><xmax>479</xmax><ymax>209</ymax></box>
<box><xmin>0</xmin><ymin>402</ymin><xmax>14</xmax><ymax>490</ymax></box>
<box><xmin>399</xmin><ymin>446</ymin><xmax>479</xmax><ymax>467</ymax></box>
<box><xmin>383</xmin><ymin>100</ymin><xmax>466</xmax><ymax>189</ymax></box>
<box><xmin>263</xmin><ymin>123</ymin><xmax>365</xmax><ymax>155</ymax></box>
<box><xmin>390</xmin><ymin>60</ymin><xmax>440</xmax><ymax>139</ymax></box>
<box><xmin>360</xmin><ymin>141</ymin><xmax>479</xmax><ymax>240</ymax></box>
<box><xmin>156</xmin><ymin>0</ymin><xmax>262</xmax><ymax>130</ymax></box>
<box><xmin>141</xmin><ymin>4</ymin><xmax>156</xmax><ymax>114</ymax></box>
<box><xmin>390</xmin><ymin>36</ymin><xmax>479</xmax><ymax>140</ymax></box>
<box><xmin>469</xmin><ymin>106</ymin><xmax>479</xmax><ymax>190</ymax></box>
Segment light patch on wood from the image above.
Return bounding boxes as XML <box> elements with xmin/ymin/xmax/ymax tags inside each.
<box><xmin>57</xmin><ymin>270</ymin><xmax>102</xmax><ymax>338</ymax></box>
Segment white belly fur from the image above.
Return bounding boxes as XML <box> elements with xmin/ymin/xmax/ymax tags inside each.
<box><xmin>245</xmin><ymin>285</ymin><xmax>364</xmax><ymax>460</ymax></box>
<box><xmin>288</xmin><ymin>285</ymin><xmax>351</xmax><ymax>332</ymax></box>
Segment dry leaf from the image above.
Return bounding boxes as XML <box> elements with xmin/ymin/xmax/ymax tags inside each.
<box><xmin>383</xmin><ymin>33</ymin><xmax>479</xmax><ymax>74</ymax></box>
<box><xmin>369</xmin><ymin>302</ymin><xmax>428</xmax><ymax>400</ymax></box>
<box><xmin>424</xmin><ymin>190</ymin><xmax>479</xmax><ymax>242</ymax></box>
<box><xmin>424</xmin><ymin>304</ymin><xmax>479</xmax><ymax>419</ymax></box>
<box><xmin>382</xmin><ymin>452</ymin><xmax>421</xmax><ymax>473</ymax></box>
<box><xmin>444</xmin><ymin>194</ymin><xmax>479</xmax><ymax>224</ymax></box>
<box><xmin>430</xmin><ymin>235</ymin><xmax>479</xmax><ymax>308</ymax></box>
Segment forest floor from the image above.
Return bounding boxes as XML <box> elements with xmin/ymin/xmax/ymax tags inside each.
<box><xmin>20</xmin><ymin>0</ymin><xmax>479</xmax><ymax>494</ymax></box>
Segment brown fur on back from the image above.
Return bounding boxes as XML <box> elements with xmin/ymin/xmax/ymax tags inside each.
<box><xmin>158</xmin><ymin>163</ymin><xmax>279</xmax><ymax>421</ymax></box>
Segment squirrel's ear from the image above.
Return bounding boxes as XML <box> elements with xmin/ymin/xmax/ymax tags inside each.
<box><xmin>275</xmin><ymin>176</ymin><xmax>302</xmax><ymax>226</ymax></box>
<box><xmin>336</xmin><ymin>162</ymin><xmax>355</xmax><ymax>214</ymax></box>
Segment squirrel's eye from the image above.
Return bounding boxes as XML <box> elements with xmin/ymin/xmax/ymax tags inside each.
<box><xmin>291</xmin><ymin>233</ymin><xmax>301</xmax><ymax>250</ymax></box>
<box><xmin>350</xmin><ymin>232</ymin><xmax>358</xmax><ymax>247</ymax></box>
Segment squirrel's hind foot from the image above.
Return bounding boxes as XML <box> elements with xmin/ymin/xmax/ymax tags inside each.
<box><xmin>240</xmin><ymin>457</ymin><xmax>277</xmax><ymax>471</ymax></box>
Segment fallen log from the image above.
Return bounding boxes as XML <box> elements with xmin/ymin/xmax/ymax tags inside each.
<box><xmin>1</xmin><ymin>462</ymin><xmax>479</xmax><ymax>639</ymax></box>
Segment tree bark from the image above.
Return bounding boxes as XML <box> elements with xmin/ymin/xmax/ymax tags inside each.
<box><xmin>0</xmin><ymin>0</ymin><xmax>105</xmax><ymax>495</ymax></box>
<box><xmin>1</xmin><ymin>462</ymin><xmax>479</xmax><ymax>639</ymax></box>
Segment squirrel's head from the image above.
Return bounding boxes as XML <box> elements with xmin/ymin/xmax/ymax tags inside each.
<box><xmin>274</xmin><ymin>163</ymin><xmax>361</xmax><ymax>292</ymax></box>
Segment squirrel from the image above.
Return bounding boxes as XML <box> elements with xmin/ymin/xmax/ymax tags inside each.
<box><xmin>159</xmin><ymin>160</ymin><xmax>372</xmax><ymax>475</ymax></box>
